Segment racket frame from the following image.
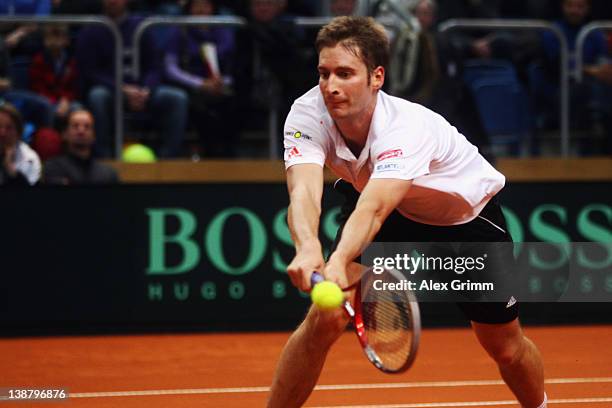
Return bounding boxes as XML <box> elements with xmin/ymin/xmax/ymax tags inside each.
<box><xmin>311</xmin><ymin>269</ymin><xmax>421</xmax><ymax>374</ymax></box>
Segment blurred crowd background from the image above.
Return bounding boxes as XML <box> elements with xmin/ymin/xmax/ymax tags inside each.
<box><xmin>1</xmin><ymin>0</ymin><xmax>612</xmax><ymax>186</ymax></box>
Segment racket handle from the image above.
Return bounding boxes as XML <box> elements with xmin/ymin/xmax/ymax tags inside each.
<box><xmin>311</xmin><ymin>272</ymin><xmax>325</xmax><ymax>286</ymax></box>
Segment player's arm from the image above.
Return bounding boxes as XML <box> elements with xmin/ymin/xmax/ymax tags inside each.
<box><xmin>286</xmin><ymin>163</ymin><xmax>325</xmax><ymax>291</ymax></box>
<box><xmin>325</xmin><ymin>178</ymin><xmax>412</xmax><ymax>286</ymax></box>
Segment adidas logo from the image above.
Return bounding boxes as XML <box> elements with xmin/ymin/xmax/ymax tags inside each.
<box><xmin>506</xmin><ymin>296</ymin><xmax>517</xmax><ymax>308</ymax></box>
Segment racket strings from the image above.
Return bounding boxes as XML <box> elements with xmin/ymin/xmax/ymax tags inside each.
<box><xmin>361</xmin><ymin>292</ymin><xmax>414</xmax><ymax>371</ymax></box>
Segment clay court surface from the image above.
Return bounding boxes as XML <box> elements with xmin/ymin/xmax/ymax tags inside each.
<box><xmin>1</xmin><ymin>325</ymin><xmax>611</xmax><ymax>407</ymax></box>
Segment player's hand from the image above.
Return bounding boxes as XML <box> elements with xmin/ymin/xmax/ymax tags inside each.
<box><xmin>322</xmin><ymin>255</ymin><xmax>349</xmax><ymax>290</ymax></box>
<box><xmin>286</xmin><ymin>241</ymin><xmax>324</xmax><ymax>292</ymax></box>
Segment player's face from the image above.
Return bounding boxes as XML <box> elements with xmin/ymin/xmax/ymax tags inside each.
<box><xmin>318</xmin><ymin>44</ymin><xmax>384</xmax><ymax>122</ymax></box>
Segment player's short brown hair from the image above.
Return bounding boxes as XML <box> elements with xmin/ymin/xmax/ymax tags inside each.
<box><xmin>315</xmin><ymin>16</ymin><xmax>390</xmax><ymax>74</ymax></box>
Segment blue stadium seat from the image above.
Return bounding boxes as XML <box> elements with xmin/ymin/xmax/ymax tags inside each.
<box><xmin>461</xmin><ymin>59</ymin><xmax>532</xmax><ymax>155</ymax></box>
<box><xmin>470</xmin><ymin>77</ymin><xmax>532</xmax><ymax>155</ymax></box>
<box><xmin>462</xmin><ymin>59</ymin><xmax>518</xmax><ymax>86</ymax></box>
<box><xmin>526</xmin><ymin>62</ymin><xmax>558</xmax><ymax>130</ymax></box>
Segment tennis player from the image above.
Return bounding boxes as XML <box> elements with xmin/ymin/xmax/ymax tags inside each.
<box><xmin>267</xmin><ymin>16</ymin><xmax>547</xmax><ymax>408</ymax></box>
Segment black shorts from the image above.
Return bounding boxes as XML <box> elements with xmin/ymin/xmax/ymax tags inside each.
<box><xmin>330</xmin><ymin>179</ymin><xmax>519</xmax><ymax>324</ymax></box>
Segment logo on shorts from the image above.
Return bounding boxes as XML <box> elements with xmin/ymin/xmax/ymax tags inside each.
<box><xmin>377</xmin><ymin>148</ymin><xmax>403</xmax><ymax>161</ymax></box>
<box><xmin>287</xmin><ymin>146</ymin><xmax>302</xmax><ymax>159</ymax></box>
<box><xmin>506</xmin><ymin>296</ymin><xmax>517</xmax><ymax>308</ymax></box>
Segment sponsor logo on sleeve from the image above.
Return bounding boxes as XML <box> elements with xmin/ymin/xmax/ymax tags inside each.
<box><xmin>284</xmin><ymin>130</ymin><xmax>312</xmax><ymax>141</ymax></box>
<box><xmin>287</xmin><ymin>146</ymin><xmax>302</xmax><ymax>160</ymax></box>
<box><xmin>293</xmin><ymin>131</ymin><xmax>312</xmax><ymax>140</ymax></box>
<box><xmin>377</xmin><ymin>148</ymin><xmax>404</xmax><ymax>162</ymax></box>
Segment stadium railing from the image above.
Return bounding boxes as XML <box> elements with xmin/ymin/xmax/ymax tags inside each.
<box><xmin>575</xmin><ymin>20</ymin><xmax>612</xmax><ymax>83</ymax></box>
<box><xmin>129</xmin><ymin>16</ymin><xmax>255</xmax><ymax>154</ymax></box>
<box><xmin>131</xmin><ymin>14</ymin><xmax>416</xmax><ymax>159</ymax></box>
<box><xmin>438</xmin><ymin>19</ymin><xmax>570</xmax><ymax>157</ymax></box>
<box><xmin>0</xmin><ymin>15</ymin><xmax>124</xmax><ymax>158</ymax></box>
<box><xmin>294</xmin><ymin>12</ymin><xmax>421</xmax><ymax>97</ymax></box>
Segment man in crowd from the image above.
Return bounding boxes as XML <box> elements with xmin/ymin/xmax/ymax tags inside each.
<box><xmin>76</xmin><ymin>0</ymin><xmax>188</xmax><ymax>158</ymax></box>
<box><xmin>43</xmin><ymin>108</ymin><xmax>118</xmax><ymax>184</ymax></box>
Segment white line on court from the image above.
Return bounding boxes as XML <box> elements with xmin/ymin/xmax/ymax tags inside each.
<box><xmin>308</xmin><ymin>397</ymin><xmax>612</xmax><ymax>408</ymax></box>
<box><xmin>66</xmin><ymin>377</ymin><xmax>612</xmax><ymax>399</ymax></box>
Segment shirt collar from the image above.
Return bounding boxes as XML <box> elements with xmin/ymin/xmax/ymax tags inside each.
<box><xmin>328</xmin><ymin>91</ymin><xmax>386</xmax><ymax>167</ymax></box>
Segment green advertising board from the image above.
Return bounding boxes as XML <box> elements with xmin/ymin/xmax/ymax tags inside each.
<box><xmin>1</xmin><ymin>182</ymin><xmax>610</xmax><ymax>334</ymax></box>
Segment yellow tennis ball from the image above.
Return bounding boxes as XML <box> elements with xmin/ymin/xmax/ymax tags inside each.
<box><xmin>122</xmin><ymin>143</ymin><xmax>157</xmax><ymax>163</ymax></box>
<box><xmin>311</xmin><ymin>281</ymin><xmax>344</xmax><ymax>310</ymax></box>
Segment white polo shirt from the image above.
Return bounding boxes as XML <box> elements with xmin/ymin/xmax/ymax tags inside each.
<box><xmin>283</xmin><ymin>86</ymin><xmax>505</xmax><ymax>226</ymax></box>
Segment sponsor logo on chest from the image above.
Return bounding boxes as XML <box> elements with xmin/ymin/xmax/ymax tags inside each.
<box><xmin>377</xmin><ymin>148</ymin><xmax>404</xmax><ymax>161</ymax></box>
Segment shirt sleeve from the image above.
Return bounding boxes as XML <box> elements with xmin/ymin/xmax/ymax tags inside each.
<box><xmin>370</xmin><ymin>119</ymin><xmax>435</xmax><ymax>181</ymax></box>
<box><xmin>283</xmin><ymin>101</ymin><xmax>327</xmax><ymax>169</ymax></box>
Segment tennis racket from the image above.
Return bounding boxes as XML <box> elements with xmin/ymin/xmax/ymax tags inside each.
<box><xmin>311</xmin><ymin>268</ymin><xmax>421</xmax><ymax>374</ymax></box>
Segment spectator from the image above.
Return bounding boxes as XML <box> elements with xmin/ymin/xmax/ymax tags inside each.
<box><xmin>0</xmin><ymin>35</ymin><xmax>54</xmax><ymax>131</ymax></box>
<box><xmin>164</xmin><ymin>0</ymin><xmax>238</xmax><ymax>157</ymax></box>
<box><xmin>437</xmin><ymin>0</ymin><xmax>514</xmax><ymax>61</ymax></box>
<box><xmin>0</xmin><ymin>0</ymin><xmax>50</xmax><ymax>57</ymax></box>
<box><xmin>405</xmin><ymin>0</ymin><xmax>439</xmax><ymax>105</ymax></box>
<box><xmin>402</xmin><ymin>0</ymin><xmax>492</xmax><ymax>158</ymax></box>
<box><xmin>541</xmin><ymin>0</ymin><xmax>608</xmax><ymax>79</ymax></box>
<box><xmin>76</xmin><ymin>0</ymin><xmax>188</xmax><ymax>158</ymax></box>
<box><xmin>43</xmin><ymin>109</ymin><xmax>118</xmax><ymax>184</ymax></box>
<box><xmin>0</xmin><ymin>101</ymin><xmax>41</xmax><ymax>186</ymax></box>
<box><xmin>29</xmin><ymin>24</ymin><xmax>80</xmax><ymax>127</ymax></box>
<box><xmin>233</xmin><ymin>0</ymin><xmax>314</xmax><ymax>150</ymax></box>
<box><xmin>540</xmin><ymin>0</ymin><xmax>612</xmax><ymax>153</ymax></box>
<box><xmin>329</xmin><ymin>0</ymin><xmax>356</xmax><ymax>16</ymax></box>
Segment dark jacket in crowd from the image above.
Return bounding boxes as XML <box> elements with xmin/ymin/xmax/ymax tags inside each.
<box><xmin>43</xmin><ymin>153</ymin><xmax>119</xmax><ymax>185</ymax></box>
